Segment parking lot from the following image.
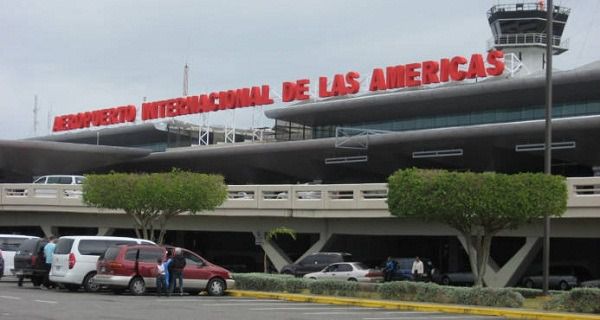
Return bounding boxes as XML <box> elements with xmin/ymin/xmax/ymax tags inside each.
<box><xmin>0</xmin><ymin>278</ymin><xmax>505</xmax><ymax>320</ymax></box>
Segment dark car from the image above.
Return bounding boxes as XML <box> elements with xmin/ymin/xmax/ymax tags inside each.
<box><xmin>521</xmin><ymin>265</ymin><xmax>592</xmax><ymax>290</ymax></box>
<box><xmin>280</xmin><ymin>252</ymin><xmax>353</xmax><ymax>277</ymax></box>
<box><xmin>13</xmin><ymin>238</ymin><xmax>49</xmax><ymax>286</ymax></box>
<box><xmin>95</xmin><ymin>244</ymin><xmax>234</xmax><ymax>296</ymax></box>
<box><xmin>387</xmin><ymin>257</ymin><xmax>436</xmax><ymax>282</ymax></box>
<box><xmin>0</xmin><ymin>249</ymin><xmax>4</xmax><ymax>279</ymax></box>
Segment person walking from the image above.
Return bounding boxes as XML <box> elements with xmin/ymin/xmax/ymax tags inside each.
<box><xmin>383</xmin><ymin>257</ymin><xmax>397</xmax><ymax>282</ymax></box>
<box><xmin>411</xmin><ymin>256</ymin><xmax>424</xmax><ymax>282</ymax></box>
<box><xmin>169</xmin><ymin>247</ymin><xmax>186</xmax><ymax>296</ymax></box>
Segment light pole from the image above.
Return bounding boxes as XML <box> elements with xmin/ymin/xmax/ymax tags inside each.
<box><xmin>543</xmin><ymin>0</ymin><xmax>553</xmax><ymax>295</ymax></box>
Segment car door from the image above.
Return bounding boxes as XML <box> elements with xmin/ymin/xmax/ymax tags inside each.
<box><xmin>181</xmin><ymin>250</ymin><xmax>211</xmax><ymax>290</ymax></box>
<box><xmin>134</xmin><ymin>247</ymin><xmax>163</xmax><ymax>288</ymax></box>
<box><xmin>296</xmin><ymin>256</ymin><xmax>319</xmax><ymax>275</ymax></box>
<box><xmin>320</xmin><ymin>264</ymin><xmax>339</xmax><ymax>279</ymax></box>
<box><xmin>335</xmin><ymin>263</ymin><xmax>354</xmax><ymax>280</ymax></box>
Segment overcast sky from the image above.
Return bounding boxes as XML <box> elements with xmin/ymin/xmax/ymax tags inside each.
<box><xmin>1</xmin><ymin>0</ymin><xmax>599</xmax><ymax>139</ymax></box>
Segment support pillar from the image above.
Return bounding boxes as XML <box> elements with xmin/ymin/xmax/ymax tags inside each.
<box><xmin>96</xmin><ymin>227</ymin><xmax>115</xmax><ymax>236</ymax></box>
<box><xmin>40</xmin><ymin>225</ymin><xmax>59</xmax><ymax>238</ymax></box>
<box><xmin>458</xmin><ymin>236</ymin><xmax>541</xmax><ymax>287</ymax></box>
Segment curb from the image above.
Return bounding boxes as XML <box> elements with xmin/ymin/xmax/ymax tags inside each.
<box><xmin>228</xmin><ymin>290</ymin><xmax>600</xmax><ymax>320</ymax></box>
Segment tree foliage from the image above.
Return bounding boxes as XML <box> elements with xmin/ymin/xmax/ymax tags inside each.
<box><xmin>82</xmin><ymin>169</ymin><xmax>228</xmax><ymax>244</ymax></box>
<box><xmin>387</xmin><ymin>168</ymin><xmax>567</xmax><ymax>286</ymax></box>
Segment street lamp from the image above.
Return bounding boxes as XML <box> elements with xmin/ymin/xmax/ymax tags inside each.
<box><xmin>543</xmin><ymin>0</ymin><xmax>553</xmax><ymax>295</ymax></box>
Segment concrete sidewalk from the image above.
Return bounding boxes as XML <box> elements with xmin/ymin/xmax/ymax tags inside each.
<box><xmin>228</xmin><ymin>289</ymin><xmax>600</xmax><ymax>320</ymax></box>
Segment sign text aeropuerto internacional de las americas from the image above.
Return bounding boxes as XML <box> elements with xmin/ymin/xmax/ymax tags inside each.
<box><xmin>52</xmin><ymin>51</ymin><xmax>505</xmax><ymax>132</ymax></box>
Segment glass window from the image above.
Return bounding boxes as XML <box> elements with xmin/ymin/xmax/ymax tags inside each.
<box><xmin>183</xmin><ymin>251</ymin><xmax>204</xmax><ymax>266</ymax></box>
<box><xmin>324</xmin><ymin>264</ymin><xmax>338</xmax><ymax>272</ymax></box>
<box><xmin>75</xmin><ymin>177</ymin><xmax>85</xmax><ymax>184</ymax></box>
<box><xmin>58</xmin><ymin>177</ymin><xmax>72</xmax><ymax>184</ymax></box>
<box><xmin>47</xmin><ymin>177</ymin><xmax>61</xmax><ymax>184</ymax></box>
<box><xmin>139</xmin><ymin>248</ymin><xmax>163</xmax><ymax>262</ymax></box>
<box><xmin>33</xmin><ymin>177</ymin><xmax>46</xmax><ymax>184</ymax></box>
<box><xmin>17</xmin><ymin>239</ymin><xmax>42</xmax><ymax>254</ymax></box>
<box><xmin>0</xmin><ymin>237</ymin><xmax>27</xmax><ymax>251</ymax></box>
<box><xmin>337</xmin><ymin>264</ymin><xmax>353</xmax><ymax>272</ymax></box>
<box><xmin>103</xmin><ymin>246</ymin><xmax>122</xmax><ymax>261</ymax></box>
<box><xmin>78</xmin><ymin>240</ymin><xmax>136</xmax><ymax>256</ymax></box>
<box><xmin>54</xmin><ymin>238</ymin><xmax>74</xmax><ymax>254</ymax></box>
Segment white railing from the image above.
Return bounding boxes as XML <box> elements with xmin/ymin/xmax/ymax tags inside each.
<box><xmin>2</xmin><ymin>178</ymin><xmax>600</xmax><ymax>211</ymax></box>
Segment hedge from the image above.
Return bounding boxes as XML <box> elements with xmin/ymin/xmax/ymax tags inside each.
<box><xmin>544</xmin><ymin>288</ymin><xmax>600</xmax><ymax>314</ymax></box>
<box><xmin>377</xmin><ymin>281</ymin><xmax>523</xmax><ymax>308</ymax></box>
<box><xmin>233</xmin><ymin>274</ymin><xmax>524</xmax><ymax>308</ymax></box>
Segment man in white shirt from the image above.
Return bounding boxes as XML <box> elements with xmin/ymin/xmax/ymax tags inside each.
<box><xmin>411</xmin><ymin>256</ymin><xmax>424</xmax><ymax>281</ymax></box>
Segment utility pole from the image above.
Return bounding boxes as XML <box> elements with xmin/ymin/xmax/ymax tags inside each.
<box><xmin>33</xmin><ymin>95</ymin><xmax>39</xmax><ymax>136</ymax></box>
<box><xmin>543</xmin><ymin>0</ymin><xmax>553</xmax><ymax>295</ymax></box>
<box><xmin>183</xmin><ymin>63</ymin><xmax>189</xmax><ymax>96</ymax></box>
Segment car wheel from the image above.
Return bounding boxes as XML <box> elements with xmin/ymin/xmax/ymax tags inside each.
<box><xmin>129</xmin><ymin>277</ymin><xmax>146</xmax><ymax>296</ymax></box>
<box><xmin>559</xmin><ymin>280</ymin><xmax>570</xmax><ymax>291</ymax></box>
<box><xmin>83</xmin><ymin>272</ymin><xmax>100</xmax><ymax>292</ymax></box>
<box><xmin>348</xmin><ymin>278</ymin><xmax>358</xmax><ymax>282</ymax></box>
<box><xmin>187</xmin><ymin>290</ymin><xmax>200</xmax><ymax>296</ymax></box>
<box><xmin>441</xmin><ymin>276</ymin><xmax>450</xmax><ymax>286</ymax></box>
<box><xmin>309</xmin><ymin>277</ymin><xmax>316</xmax><ymax>280</ymax></box>
<box><xmin>524</xmin><ymin>279</ymin><xmax>534</xmax><ymax>289</ymax></box>
<box><xmin>207</xmin><ymin>278</ymin><xmax>225</xmax><ymax>296</ymax></box>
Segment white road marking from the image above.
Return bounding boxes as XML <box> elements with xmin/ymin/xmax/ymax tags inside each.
<box><xmin>0</xmin><ymin>296</ymin><xmax>21</xmax><ymax>300</ymax></box>
<box><xmin>34</xmin><ymin>300</ymin><xmax>57</xmax><ymax>304</ymax></box>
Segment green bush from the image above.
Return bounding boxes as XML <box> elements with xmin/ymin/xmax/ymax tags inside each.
<box><xmin>544</xmin><ymin>288</ymin><xmax>600</xmax><ymax>314</ymax></box>
<box><xmin>308</xmin><ymin>280</ymin><xmax>360</xmax><ymax>297</ymax></box>
<box><xmin>378</xmin><ymin>282</ymin><xmax>523</xmax><ymax>308</ymax></box>
<box><xmin>233</xmin><ymin>273</ymin><xmax>309</xmax><ymax>293</ymax></box>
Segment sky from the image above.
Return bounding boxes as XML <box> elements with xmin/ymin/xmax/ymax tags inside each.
<box><xmin>1</xmin><ymin>0</ymin><xmax>599</xmax><ymax>139</ymax></box>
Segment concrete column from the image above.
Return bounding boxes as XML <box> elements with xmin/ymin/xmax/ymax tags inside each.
<box><xmin>458</xmin><ymin>236</ymin><xmax>541</xmax><ymax>287</ymax></box>
<box><xmin>40</xmin><ymin>225</ymin><xmax>59</xmax><ymax>238</ymax></box>
<box><xmin>294</xmin><ymin>231</ymin><xmax>332</xmax><ymax>263</ymax></box>
<box><xmin>253</xmin><ymin>231</ymin><xmax>292</xmax><ymax>273</ymax></box>
<box><xmin>96</xmin><ymin>227</ymin><xmax>115</xmax><ymax>236</ymax></box>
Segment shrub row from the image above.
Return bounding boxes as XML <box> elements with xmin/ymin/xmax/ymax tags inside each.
<box><xmin>233</xmin><ymin>274</ymin><xmax>524</xmax><ymax>308</ymax></box>
<box><xmin>377</xmin><ymin>281</ymin><xmax>523</xmax><ymax>308</ymax></box>
<box><xmin>544</xmin><ymin>288</ymin><xmax>600</xmax><ymax>314</ymax></box>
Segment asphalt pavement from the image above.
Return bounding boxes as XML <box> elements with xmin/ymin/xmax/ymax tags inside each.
<box><xmin>0</xmin><ymin>279</ymin><xmax>504</xmax><ymax>320</ymax></box>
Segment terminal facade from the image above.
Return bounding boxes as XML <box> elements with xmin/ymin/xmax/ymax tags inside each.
<box><xmin>2</xmin><ymin>2</ymin><xmax>600</xmax><ymax>286</ymax></box>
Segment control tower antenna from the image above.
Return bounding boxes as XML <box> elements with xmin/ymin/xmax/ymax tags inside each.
<box><xmin>183</xmin><ymin>63</ymin><xmax>189</xmax><ymax>96</ymax></box>
<box><xmin>33</xmin><ymin>95</ymin><xmax>39</xmax><ymax>136</ymax></box>
<box><xmin>487</xmin><ymin>1</ymin><xmax>570</xmax><ymax>76</ymax></box>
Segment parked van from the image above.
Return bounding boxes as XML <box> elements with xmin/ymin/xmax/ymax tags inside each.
<box><xmin>0</xmin><ymin>234</ymin><xmax>39</xmax><ymax>277</ymax></box>
<box><xmin>49</xmin><ymin>236</ymin><xmax>155</xmax><ymax>292</ymax></box>
<box><xmin>33</xmin><ymin>175</ymin><xmax>85</xmax><ymax>185</ymax></box>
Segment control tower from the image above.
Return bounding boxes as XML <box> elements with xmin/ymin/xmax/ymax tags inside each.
<box><xmin>487</xmin><ymin>1</ymin><xmax>570</xmax><ymax>75</ymax></box>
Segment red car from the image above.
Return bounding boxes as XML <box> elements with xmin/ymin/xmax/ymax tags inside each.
<box><xmin>95</xmin><ymin>244</ymin><xmax>234</xmax><ymax>296</ymax></box>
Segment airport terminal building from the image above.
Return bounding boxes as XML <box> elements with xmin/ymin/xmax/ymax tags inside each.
<box><xmin>2</xmin><ymin>2</ymin><xmax>600</xmax><ymax>286</ymax></box>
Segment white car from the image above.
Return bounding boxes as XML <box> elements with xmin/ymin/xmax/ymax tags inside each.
<box><xmin>0</xmin><ymin>234</ymin><xmax>39</xmax><ymax>277</ymax></box>
<box><xmin>49</xmin><ymin>236</ymin><xmax>155</xmax><ymax>292</ymax></box>
<box><xmin>303</xmin><ymin>262</ymin><xmax>383</xmax><ymax>283</ymax></box>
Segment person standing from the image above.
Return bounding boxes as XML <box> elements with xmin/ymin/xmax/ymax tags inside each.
<box><xmin>169</xmin><ymin>247</ymin><xmax>186</xmax><ymax>296</ymax></box>
<box><xmin>42</xmin><ymin>236</ymin><xmax>56</xmax><ymax>288</ymax></box>
<box><xmin>411</xmin><ymin>256</ymin><xmax>424</xmax><ymax>282</ymax></box>
<box><xmin>383</xmin><ymin>257</ymin><xmax>397</xmax><ymax>282</ymax></box>
<box><xmin>155</xmin><ymin>258</ymin><xmax>168</xmax><ymax>297</ymax></box>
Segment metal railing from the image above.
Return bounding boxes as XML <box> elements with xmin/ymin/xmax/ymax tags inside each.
<box><xmin>487</xmin><ymin>33</ymin><xmax>568</xmax><ymax>51</ymax></box>
<box><xmin>487</xmin><ymin>3</ymin><xmax>571</xmax><ymax>17</ymax></box>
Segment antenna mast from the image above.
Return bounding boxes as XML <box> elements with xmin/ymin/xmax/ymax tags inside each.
<box><xmin>183</xmin><ymin>63</ymin><xmax>189</xmax><ymax>96</ymax></box>
<box><xmin>33</xmin><ymin>95</ymin><xmax>39</xmax><ymax>136</ymax></box>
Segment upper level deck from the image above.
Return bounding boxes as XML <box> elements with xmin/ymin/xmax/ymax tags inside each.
<box><xmin>1</xmin><ymin>177</ymin><xmax>599</xmax><ymax>219</ymax></box>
